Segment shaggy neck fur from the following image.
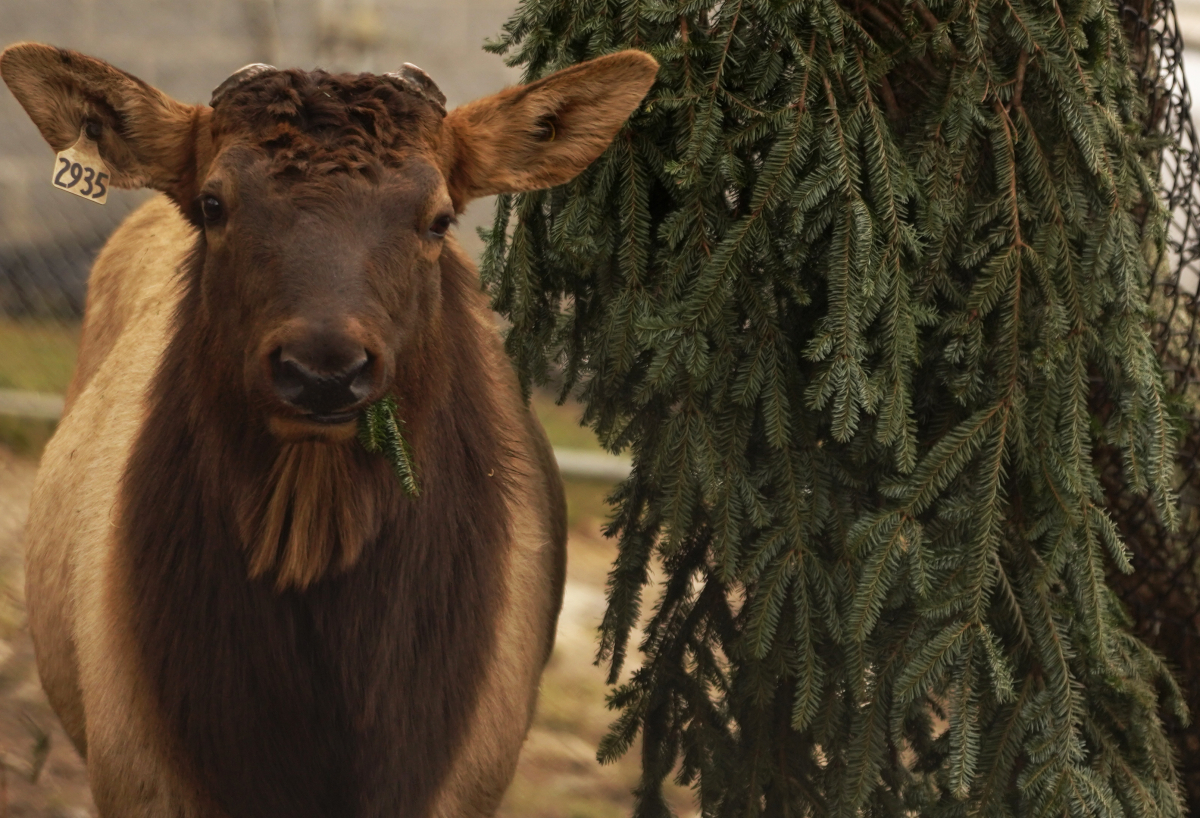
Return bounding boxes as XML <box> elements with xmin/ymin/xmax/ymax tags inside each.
<box><xmin>115</xmin><ymin>240</ymin><xmax>513</xmax><ymax>818</ymax></box>
<box><xmin>235</xmin><ymin>439</ymin><xmax>382</xmax><ymax>589</ymax></box>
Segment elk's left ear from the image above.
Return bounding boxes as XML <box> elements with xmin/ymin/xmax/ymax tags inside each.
<box><xmin>444</xmin><ymin>50</ymin><xmax>658</xmax><ymax>205</ymax></box>
<box><xmin>1</xmin><ymin>42</ymin><xmax>205</xmax><ymax>205</ymax></box>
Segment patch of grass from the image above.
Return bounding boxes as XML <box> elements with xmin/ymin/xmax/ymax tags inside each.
<box><xmin>535</xmin><ymin>667</ymin><xmax>611</xmax><ymax>737</ymax></box>
<box><xmin>501</xmin><ymin>778</ymin><xmax>632</xmax><ymax>818</ymax></box>
<box><xmin>0</xmin><ymin>417</ymin><xmax>57</xmax><ymax>458</ymax></box>
<box><xmin>0</xmin><ymin>319</ymin><xmax>79</xmax><ymax>394</ymax></box>
<box><xmin>0</xmin><ymin>319</ymin><xmax>74</xmax><ymax>456</ymax></box>
<box><xmin>530</xmin><ymin>390</ymin><xmax>621</xmax><ymax>534</ymax></box>
<box><xmin>531</xmin><ymin>391</ymin><xmax>603</xmax><ymax>453</ymax></box>
<box><xmin>563</xmin><ymin>479</ymin><xmax>615</xmax><ymax>532</ymax></box>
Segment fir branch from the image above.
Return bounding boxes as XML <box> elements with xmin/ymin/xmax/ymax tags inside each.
<box><xmin>483</xmin><ymin>0</ymin><xmax>1187</xmax><ymax>812</ymax></box>
<box><xmin>357</xmin><ymin>397</ymin><xmax>420</xmax><ymax>497</ymax></box>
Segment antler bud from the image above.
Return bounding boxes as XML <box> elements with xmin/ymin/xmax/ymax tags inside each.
<box><xmin>210</xmin><ymin>63</ymin><xmax>277</xmax><ymax>107</ymax></box>
<box><xmin>384</xmin><ymin>64</ymin><xmax>446</xmax><ymax>116</ymax></box>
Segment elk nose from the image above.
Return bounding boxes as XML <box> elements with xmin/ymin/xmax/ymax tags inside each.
<box><xmin>270</xmin><ymin>344</ymin><xmax>374</xmax><ymax>420</ymax></box>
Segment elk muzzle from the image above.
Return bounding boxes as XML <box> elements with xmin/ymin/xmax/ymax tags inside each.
<box><xmin>263</xmin><ymin>321</ymin><xmax>385</xmax><ymax>430</ymax></box>
<box><xmin>271</xmin><ymin>348</ymin><xmax>372</xmax><ymax>421</ymax></box>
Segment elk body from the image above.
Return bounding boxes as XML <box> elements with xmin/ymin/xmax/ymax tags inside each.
<box><xmin>0</xmin><ymin>43</ymin><xmax>656</xmax><ymax>818</ymax></box>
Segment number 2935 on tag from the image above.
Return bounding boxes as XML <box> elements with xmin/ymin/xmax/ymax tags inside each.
<box><xmin>51</xmin><ymin>129</ymin><xmax>110</xmax><ymax>205</ymax></box>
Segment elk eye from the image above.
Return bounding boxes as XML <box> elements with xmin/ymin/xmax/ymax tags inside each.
<box><xmin>429</xmin><ymin>214</ymin><xmax>453</xmax><ymax>238</ymax></box>
<box><xmin>200</xmin><ymin>195</ymin><xmax>225</xmax><ymax>224</ymax></box>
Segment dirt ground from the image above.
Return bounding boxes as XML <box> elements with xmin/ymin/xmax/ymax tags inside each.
<box><xmin>0</xmin><ymin>444</ymin><xmax>692</xmax><ymax>818</ymax></box>
<box><xmin>0</xmin><ymin>448</ymin><xmax>91</xmax><ymax>817</ymax></box>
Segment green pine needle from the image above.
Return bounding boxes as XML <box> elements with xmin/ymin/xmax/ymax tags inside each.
<box><xmin>480</xmin><ymin>0</ymin><xmax>1191</xmax><ymax>813</ymax></box>
<box><xmin>358</xmin><ymin>397</ymin><xmax>420</xmax><ymax>498</ymax></box>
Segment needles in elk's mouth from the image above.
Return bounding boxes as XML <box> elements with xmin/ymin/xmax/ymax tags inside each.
<box><xmin>358</xmin><ymin>397</ymin><xmax>420</xmax><ymax>497</ymax></box>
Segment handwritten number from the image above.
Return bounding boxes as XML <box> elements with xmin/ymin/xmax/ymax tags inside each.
<box><xmin>54</xmin><ymin>157</ymin><xmax>107</xmax><ymax>201</ymax></box>
<box><xmin>54</xmin><ymin>158</ymin><xmax>72</xmax><ymax>187</ymax></box>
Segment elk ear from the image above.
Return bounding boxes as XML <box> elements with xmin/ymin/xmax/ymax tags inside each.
<box><xmin>0</xmin><ymin>42</ymin><xmax>204</xmax><ymax>204</ymax></box>
<box><xmin>444</xmin><ymin>50</ymin><xmax>658</xmax><ymax>205</ymax></box>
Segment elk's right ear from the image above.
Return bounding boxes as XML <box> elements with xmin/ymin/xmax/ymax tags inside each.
<box><xmin>0</xmin><ymin>42</ymin><xmax>206</xmax><ymax>204</ymax></box>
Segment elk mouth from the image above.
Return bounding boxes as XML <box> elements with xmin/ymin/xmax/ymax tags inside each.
<box><xmin>304</xmin><ymin>409</ymin><xmax>360</xmax><ymax>425</ymax></box>
<box><xmin>267</xmin><ymin>410</ymin><xmax>362</xmax><ymax>443</ymax></box>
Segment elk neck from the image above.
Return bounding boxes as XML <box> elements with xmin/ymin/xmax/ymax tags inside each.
<box><xmin>110</xmin><ymin>236</ymin><xmax>517</xmax><ymax>816</ymax></box>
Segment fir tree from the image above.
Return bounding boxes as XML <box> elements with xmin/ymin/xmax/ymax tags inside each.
<box><xmin>481</xmin><ymin>0</ymin><xmax>1189</xmax><ymax>815</ymax></box>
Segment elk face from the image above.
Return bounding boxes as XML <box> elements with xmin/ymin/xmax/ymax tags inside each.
<box><xmin>193</xmin><ymin>70</ymin><xmax>457</xmax><ymax>440</ymax></box>
<box><xmin>1</xmin><ymin>43</ymin><xmax>658</xmax><ymax>442</ymax></box>
<box><xmin>197</xmin><ymin>159</ymin><xmax>433</xmax><ymax>437</ymax></box>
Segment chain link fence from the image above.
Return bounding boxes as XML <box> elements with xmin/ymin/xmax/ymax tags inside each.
<box><xmin>1105</xmin><ymin>0</ymin><xmax>1200</xmax><ymax>803</ymax></box>
<box><xmin>2</xmin><ymin>0</ymin><xmax>1200</xmax><ymax>813</ymax></box>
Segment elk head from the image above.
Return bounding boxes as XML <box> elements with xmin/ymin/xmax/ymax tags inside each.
<box><xmin>1</xmin><ymin>43</ymin><xmax>658</xmax><ymax>442</ymax></box>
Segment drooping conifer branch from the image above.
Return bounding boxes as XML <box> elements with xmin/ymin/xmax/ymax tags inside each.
<box><xmin>483</xmin><ymin>0</ymin><xmax>1188</xmax><ymax>814</ymax></box>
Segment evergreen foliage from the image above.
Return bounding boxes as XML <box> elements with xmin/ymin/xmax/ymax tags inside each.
<box><xmin>358</xmin><ymin>397</ymin><xmax>420</xmax><ymax>497</ymax></box>
<box><xmin>481</xmin><ymin>0</ymin><xmax>1188</xmax><ymax>814</ymax></box>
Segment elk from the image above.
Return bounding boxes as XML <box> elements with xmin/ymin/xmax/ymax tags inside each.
<box><xmin>0</xmin><ymin>42</ymin><xmax>656</xmax><ymax>817</ymax></box>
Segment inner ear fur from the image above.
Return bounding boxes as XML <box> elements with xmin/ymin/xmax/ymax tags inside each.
<box><xmin>0</xmin><ymin>42</ymin><xmax>205</xmax><ymax>203</ymax></box>
<box><xmin>444</xmin><ymin>50</ymin><xmax>658</xmax><ymax>205</ymax></box>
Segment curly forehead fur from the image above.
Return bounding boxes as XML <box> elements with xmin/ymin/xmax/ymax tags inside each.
<box><xmin>210</xmin><ymin>69</ymin><xmax>445</xmax><ymax>182</ymax></box>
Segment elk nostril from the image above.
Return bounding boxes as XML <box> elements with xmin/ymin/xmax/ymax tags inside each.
<box><xmin>270</xmin><ymin>348</ymin><xmax>307</xmax><ymax>404</ymax></box>
<box><xmin>348</xmin><ymin>352</ymin><xmax>374</xmax><ymax>402</ymax></box>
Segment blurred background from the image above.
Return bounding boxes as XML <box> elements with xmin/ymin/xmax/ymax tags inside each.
<box><xmin>0</xmin><ymin>1</ymin><xmax>693</xmax><ymax>816</ymax></box>
<box><xmin>4</xmin><ymin>1</ymin><xmax>1200</xmax><ymax>816</ymax></box>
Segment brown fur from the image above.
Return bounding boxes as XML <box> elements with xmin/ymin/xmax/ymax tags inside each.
<box><xmin>2</xmin><ymin>40</ymin><xmax>656</xmax><ymax>818</ymax></box>
<box><xmin>115</xmin><ymin>240</ymin><xmax>516</xmax><ymax>816</ymax></box>
<box><xmin>236</xmin><ymin>440</ymin><xmax>381</xmax><ymax>586</ymax></box>
<box><xmin>63</xmin><ymin>200</ymin><xmax>197</xmax><ymax>410</ymax></box>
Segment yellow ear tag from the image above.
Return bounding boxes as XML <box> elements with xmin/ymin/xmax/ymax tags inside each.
<box><xmin>51</xmin><ymin>126</ymin><xmax>110</xmax><ymax>205</ymax></box>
